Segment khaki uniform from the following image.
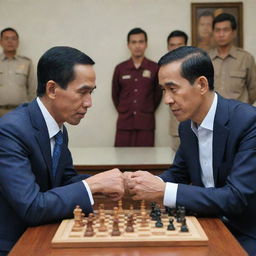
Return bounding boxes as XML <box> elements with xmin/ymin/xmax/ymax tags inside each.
<box><xmin>169</xmin><ymin>113</ymin><xmax>180</xmax><ymax>152</ymax></box>
<box><xmin>0</xmin><ymin>54</ymin><xmax>36</xmax><ymax>116</ymax></box>
<box><xmin>208</xmin><ymin>46</ymin><xmax>256</xmax><ymax>105</ymax></box>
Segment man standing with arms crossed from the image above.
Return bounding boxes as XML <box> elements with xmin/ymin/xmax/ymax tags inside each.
<box><xmin>112</xmin><ymin>28</ymin><xmax>162</xmax><ymax>147</ymax></box>
<box><xmin>0</xmin><ymin>27</ymin><xmax>36</xmax><ymax>116</ymax></box>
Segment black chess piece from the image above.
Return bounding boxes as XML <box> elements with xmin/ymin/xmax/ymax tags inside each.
<box><xmin>167</xmin><ymin>218</ymin><xmax>175</xmax><ymax>230</ymax></box>
<box><xmin>176</xmin><ymin>206</ymin><xmax>182</xmax><ymax>223</ymax></box>
<box><xmin>180</xmin><ymin>218</ymin><xmax>189</xmax><ymax>232</ymax></box>
<box><xmin>150</xmin><ymin>202</ymin><xmax>157</xmax><ymax>219</ymax></box>
<box><xmin>155</xmin><ymin>209</ymin><xmax>163</xmax><ymax>227</ymax></box>
<box><xmin>155</xmin><ymin>218</ymin><xmax>163</xmax><ymax>228</ymax></box>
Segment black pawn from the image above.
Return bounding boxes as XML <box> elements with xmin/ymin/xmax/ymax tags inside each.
<box><xmin>180</xmin><ymin>218</ymin><xmax>189</xmax><ymax>232</ymax></box>
<box><xmin>167</xmin><ymin>218</ymin><xmax>175</xmax><ymax>230</ymax></box>
<box><xmin>155</xmin><ymin>218</ymin><xmax>163</xmax><ymax>228</ymax></box>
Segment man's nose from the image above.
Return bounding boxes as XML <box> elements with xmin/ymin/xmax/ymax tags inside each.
<box><xmin>83</xmin><ymin>94</ymin><xmax>92</xmax><ymax>108</ymax></box>
<box><xmin>164</xmin><ymin>91</ymin><xmax>174</xmax><ymax>105</ymax></box>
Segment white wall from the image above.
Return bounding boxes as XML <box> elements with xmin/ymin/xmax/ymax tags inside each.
<box><xmin>0</xmin><ymin>0</ymin><xmax>255</xmax><ymax>147</ymax></box>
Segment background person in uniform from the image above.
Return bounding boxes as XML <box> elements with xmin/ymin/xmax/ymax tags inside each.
<box><xmin>0</xmin><ymin>46</ymin><xmax>125</xmax><ymax>256</ymax></box>
<box><xmin>167</xmin><ymin>30</ymin><xmax>188</xmax><ymax>52</ymax></box>
<box><xmin>125</xmin><ymin>46</ymin><xmax>256</xmax><ymax>255</ymax></box>
<box><xmin>209</xmin><ymin>13</ymin><xmax>256</xmax><ymax>105</ymax></box>
<box><xmin>0</xmin><ymin>27</ymin><xmax>36</xmax><ymax>117</ymax></box>
<box><xmin>112</xmin><ymin>27</ymin><xmax>162</xmax><ymax>147</ymax></box>
<box><xmin>167</xmin><ymin>30</ymin><xmax>188</xmax><ymax>151</ymax></box>
<box><xmin>197</xmin><ymin>11</ymin><xmax>215</xmax><ymax>51</ymax></box>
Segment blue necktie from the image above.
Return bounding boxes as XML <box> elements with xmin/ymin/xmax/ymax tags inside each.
<box><xmin>52</xmin><ymin>131</ymin><xmax>63</xmax><ymax>178</ymax></box>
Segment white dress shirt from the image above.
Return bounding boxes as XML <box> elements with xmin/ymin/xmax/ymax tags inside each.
<box><xmin>164</xmin><ymin>93</ymin><xmax>218</xmax><ymax>207</ymax></box>
<box><xmin>36</xmin><ymin>97</ymin><xmax>94</xmax><ymax>204</ymax></box>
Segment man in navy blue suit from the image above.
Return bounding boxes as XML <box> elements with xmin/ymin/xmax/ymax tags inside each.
<box><xmin>126</xmin><ymin>46</ymin><xmax>256</xmax><ymax>255</ymax></box>
<box><xmin>0</xmin><ymin>46</ymin><xmax>125</xmax><ymax>255</ymax></box>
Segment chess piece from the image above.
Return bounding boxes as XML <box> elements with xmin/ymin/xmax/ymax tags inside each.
<box><xmin>150</xmin><ymin>202</ymin><xmax>156</xmax><ymax>218</ymax></box>
<box><xmin>176</xmin><ymin>206</ymin><xmax>182</xmax><ymax>223</ymax></box>
<box><xmin>155</xmin><ymin>210</ymin><xmax>163</xmax><ymax>228</ymax></box>
<box><xmin>113</xmin><ymin>206</ymin><xmax>119</xmax><ymax>219</ymax></box>
<box><xmin>99</xmin><ymin>203</ymin><xmax>104</xmax><ymax>211</ymax></box>
<box><xmin>98</xmin><ymin>215</ymin><xmax>107</xmax><ymax>232</ymax></box>
<box><xmin>125</xmin><ymin>213</ymin><xmax>134</xmax><ymax>232</ymax></box>
<box><xmin>140</xmin><ymin>200</ymin><xmax>146</xmax><ymax>213</ymax></box>
<box><xmin>140</xmin><ymin>210</ymin><xmax>149</xmax><ymax>227</ymax></box>
<box><xmin>118</xmin><ymin>200</ymin><xmax>123</xmax><ymax>213</ymax></box>
<box><xmin>180</xmin><ymin>218</ymin><xmax>189</xmax><ymax>232</ymax></box>
<box><xmin>155</xmin><ymin>218</ymin><xmax>163</xmax><ymax>228</ymax></box>
<box><xmin>84</xmin><ymin>213</ymin><xmax>94</xmax><ymax>237</ymax></box>
<box><xmin>180</xmin><ymin>206</ymin><xmax>186</xmax><ymax>220</ymax></box>
<box><xmin>167</xmin><ymin>218</ymin><xmax>175</xmax><ymax>230</ymax></box>
<box><xmin>72</xmin><ymin>205</ymin><xmax>84</xmax><ymax>231</ymax></box>
<box><xmin>111</xmin><ymin>217</ymin><xmax>121</xmax><ymax>236</ymax></box>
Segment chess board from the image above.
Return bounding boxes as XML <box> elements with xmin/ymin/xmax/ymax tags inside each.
<box><xmin>52</xmin><ymin>209</ymin><xmax>208</xmax><ymax>248</ymax></box>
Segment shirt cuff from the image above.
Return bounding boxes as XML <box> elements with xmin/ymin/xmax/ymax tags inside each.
<box><xmin>82</xmin><ymin>180</ymin><xmax>94</xmax><ymax>205</ymax></box>
<box><xmin>163</xmin><ymin>182</ymin><xmax>178</xmax><ymax>208</ymax></box>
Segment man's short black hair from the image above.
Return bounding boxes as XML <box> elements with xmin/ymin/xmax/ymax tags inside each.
<box><xmin>158</xmin><ymin>46</ymin><xmax>214</xmax><ymax>90</ymax></box>
<box><xmin>127</xmin><ymin>27</ymin><xmax>147</xmax><ymax>42</ymax></box>
<box><xmin>167</xmin><ymin>30</ymin><xmax>188</xmax><ymax>45</ymax></box>
<box><xmin>213</xmin><ymin>13</ymin><xmax>237</xmax><ymax>30</ymax></box>
<box><xmin>37</xmin><ymin>46</ymin><xmax>95</xmax><ymax>97</ymax></box>
<box><xmin>0</xmin><ymin>27</ymin><xmax>19</xmax><ymax>39</ymax></box>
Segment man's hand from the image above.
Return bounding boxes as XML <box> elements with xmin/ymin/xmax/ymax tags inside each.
<box><xmin>85</xmin><ymin>168</ymin><xmax>124</xmax><ymax>201</ymax></box>
<box><xmin>123</xmin><ymin>171</ymin><xmax>134</xmax><ymax>193</ymax></box>
<box><xmin>126</xmin><ymin>170</ymin><xmax>166</xmax><ymax>201</ymax></box>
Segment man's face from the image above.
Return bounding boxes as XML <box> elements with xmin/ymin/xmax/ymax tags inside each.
<box><xmin>159</xmin><ymin>61</ymin><xmax>203</xmax><ymax>123</ymax></box>
<box><xmin>0</xmin><ymin>30</ymin><xmax>19</xmax><ymax>53</ymax></box>
<box><xmin>198</xmin><ymin>16</ymin><xmax>213</xmax><ymax>39</ymax></box>
<box><xmin>50</xmin><ymin>64</ymin><xmax>96</xmax><ymax>125</ymax></box>
<box><xmin>167</xmin><ymin>36</ymin><xmax>186</xmax><ymax>52</ymax></box>
<box><xmin>127</xmin><ymin>33</ymin><xmax>147</xmax><ymax>58</ymax></box>
<box><xmin>213</xmin><ymin>21</ymin><xmax>235</xmax><ymax>47</ymax></box>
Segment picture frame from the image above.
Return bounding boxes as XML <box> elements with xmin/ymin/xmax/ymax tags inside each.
<box><xmin>191</xmin><ymin>2</ymin><xmax>243</xmax><ymax>51</ymax></box>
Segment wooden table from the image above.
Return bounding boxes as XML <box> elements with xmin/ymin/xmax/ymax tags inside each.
<box><xmin>70</xmin><ymin>147</ymin><xmax>174</xmax><ymax>174</ymax></box>
<box><xmin>9</xmin><ymin>218</ymin><xmax>247</xmax><ymax>256</ymax></box>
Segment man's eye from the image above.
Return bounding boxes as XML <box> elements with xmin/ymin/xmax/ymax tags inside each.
<box><xmin>170</xmin><ymin>87</ymin><xmax>177</xmax><ymax>93</ymax></box>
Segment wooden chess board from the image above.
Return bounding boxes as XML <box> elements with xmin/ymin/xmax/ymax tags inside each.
<box><xmin>52</xmin><ymin>209</ymin><xmax>208</xmax><ymax>248</ymax></box>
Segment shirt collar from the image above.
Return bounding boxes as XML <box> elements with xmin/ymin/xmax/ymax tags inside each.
<box><xmin>127</xmin><ymin>57</ymin><xmax>148</xmax><ymax>69</ymax></box>
<box><xmin>228</xmin><ymin>45</ymin><xmax>238</xmax><ymax>59</ymax></box>
<box><xmin>191</xmin><ymin>93</ymin><xmax>218</xmax><ymax>134</ymax></box>
<box><xmin>212</xmin><ymin>45</ymin><xmax>237</xmax><ymax>60</ymax></box>
<box><xmin>36</xmin><ymin>97</ymin><xmax>63</xmax><ymax>139</ymax></box>
<box><xmin>0</xmin><ymin>53</ymin><xmax>18</xmax><ymax>61</ymax></box>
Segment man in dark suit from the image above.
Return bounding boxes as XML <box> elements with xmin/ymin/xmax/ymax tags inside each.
<box><xmin>126</xmin><ymin>46</ymin><xmax>256</xmax><ymax>255</ymax></box>
<box><xmin>0</xmin><ymin>46</ymin><xmax>125</xmax><ymax>255</ymax></box>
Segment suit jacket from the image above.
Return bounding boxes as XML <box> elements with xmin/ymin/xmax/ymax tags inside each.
<box><xmin>0</xmin><ymin>100</ymin><xmax>93</xmax><ymax>252</ymax></box>
<box><xmin>160</xmin><ymin>95</ymin><xmax>256</xmax><ymax>240</ymax></box>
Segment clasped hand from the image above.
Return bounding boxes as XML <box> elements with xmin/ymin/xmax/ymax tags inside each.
<box><xmin>86</xmin><ymin>169</ymin><xmax>166</xmax><ymax>202</ymax></box>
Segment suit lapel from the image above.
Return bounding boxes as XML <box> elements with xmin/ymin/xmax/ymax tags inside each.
<box><xmin>28</xmin><ymin>100</ymin><xmax>53</xmax><ymax>183</ymax></box>
<box><xmin>212</xmin><ymin>95</ymin><xmax>229</xmax><ymax>185</ymax></box>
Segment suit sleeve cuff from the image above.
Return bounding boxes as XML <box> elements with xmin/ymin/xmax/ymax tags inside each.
<box><xmin>82</xmin><ymin>180</ymin><xmax>94</xmax><ymax>205</ymax></box>
<box><xmin>163</xmin><ymin>182</ymin><xmax>178</xmax><ymax>208</ymax></box>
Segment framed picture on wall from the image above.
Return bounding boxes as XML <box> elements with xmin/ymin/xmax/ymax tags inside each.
<box><xmin>191</xmin><ymin>2</ymin><xmax>243</xmax><ymax>51</ymax></box>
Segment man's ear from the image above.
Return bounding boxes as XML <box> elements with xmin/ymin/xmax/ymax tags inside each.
<box><xmin>45</xmin><ymin>80</ymin><xmax>58</xmax><ymax>99</ymax></box>
<box><xmin>196</xmin><ymin>76</ymin><xmax>209</xmax><ymax>95</ymax></box>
